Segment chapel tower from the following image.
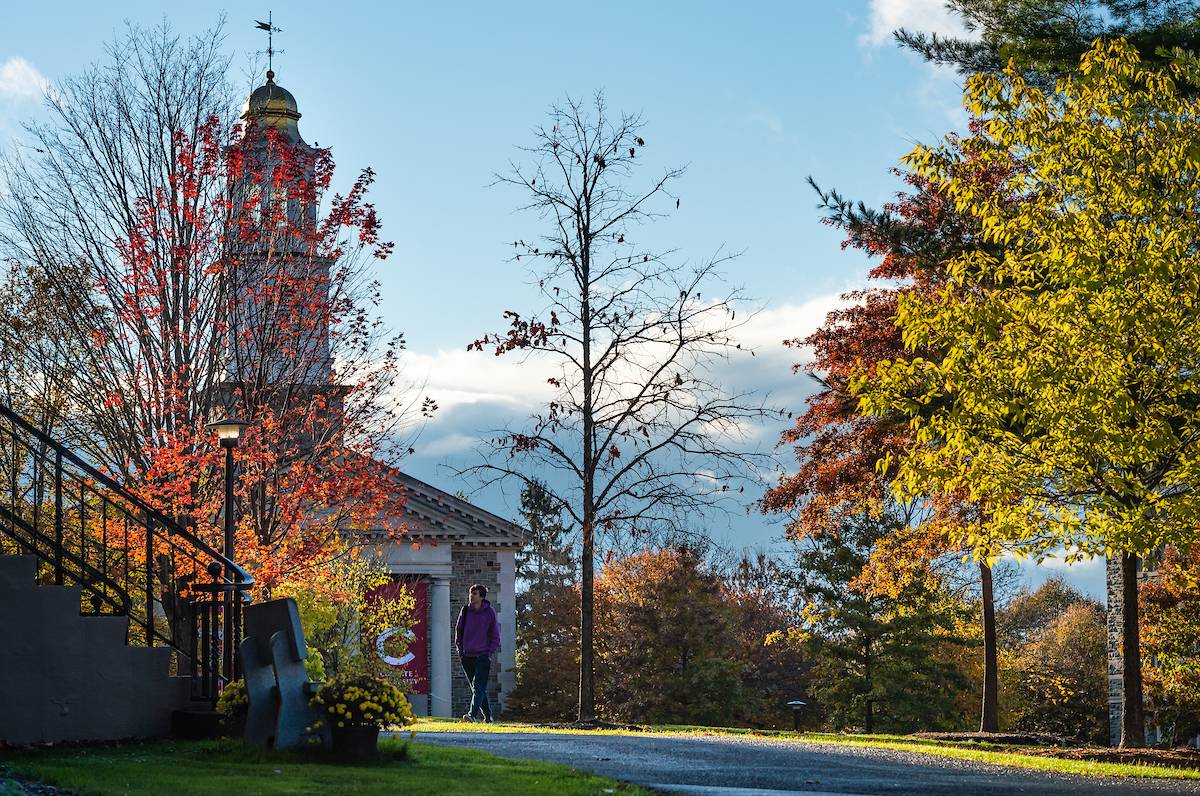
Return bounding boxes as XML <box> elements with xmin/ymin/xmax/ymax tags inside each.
<box><xmin>228</xmin><ymin>69</ymin><xmax>334</xmax><ymax>390</ymax></box>
<box><xmin>223</xmin><ymin>62</ymin><xmax>524</xmax><ymax>723</ymax></box>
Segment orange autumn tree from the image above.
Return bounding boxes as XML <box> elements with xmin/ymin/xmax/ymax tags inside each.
<box><xmin>761</xmin><ymin>174</ymin><xmax>963</xmax><ymax>562</ymax></box>
<box><xmin>762</xmin><ymin>167</ymin><xmax>1011</xmax><ymax>732</ymax></box>
<box><xmin>0</xmin><ymin>26</ymin><xmax>422</xmax><ymax>599</ymax></box>
<box><xmin>1141</xmin><ymin>545</ymin><xmax>1200</xmax><ymax>745</ymax></box>
<box><xmin>594</xmin><ymin>547</ymin><xmax>744</xmax><ymax>725</ymax></box>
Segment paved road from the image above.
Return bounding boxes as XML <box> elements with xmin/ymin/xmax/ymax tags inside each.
<box><xmin>413</xmin><ymin>731</ymin><xmax>1199</xmax><ymax>795</ymax></box>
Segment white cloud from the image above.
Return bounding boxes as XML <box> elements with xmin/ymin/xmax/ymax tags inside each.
<box><xmin>399</xmin><ymin>295</ymin><xmax>855</xmax><ymax>529</ymax></box>
<box><xmin>403</xmin><ymin>296</ymin><xmax>849</xmax><ymax>416</ymax></box>
<box><xmin>858</xmin><ymin>1</ymin><xmax>977</xmax><ymax>133</ymax></box>
<box><xmin>401</xmin><ymin>346</ymin><xmax>553</xmax><ymax>414</ymax></box>
<box><xmin>859</xmin><ymin>0</ymin><xmax>969</xmax><ymax>49</ymax></box>
<box><xmin>733</xmin><ymin>294</ymin><xmax>851</xmax><ymax>357</ymax></box>
<box><xmin>0</xmin><ymin>57</ymin><xmax>49</xmax><ymax>101</ymax></box>
<box><xmin>417</xmin><ymin>430</ymin><xmax>481</xmax><ymax>458</ymax></box>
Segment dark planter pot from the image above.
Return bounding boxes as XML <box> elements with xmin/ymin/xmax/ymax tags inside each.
<box><xmin>330</xmin><ymin>723</ymin><xmax>380</xmax><ymax>757</ymax></box>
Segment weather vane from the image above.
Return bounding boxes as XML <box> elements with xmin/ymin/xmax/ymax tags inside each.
<box><xmin>255</xmin><ymin>12</ymin><xmax>284</xmax><ymax>74</ymax></box>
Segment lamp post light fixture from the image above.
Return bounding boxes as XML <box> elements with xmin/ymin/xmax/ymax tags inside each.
<box><xmin>206</xmin><ymin>417</ymin><xmax>248</xmax><ymax>561</ymax></box>
<box><xmin>209</xmin><ymin>417</ymin><xmax>249</xmax><ymax>448</ymax></box>
<box><xmin>206</xmin><ymin>416</ymin><xmax>248</xmax><ymax>685</ymax></box>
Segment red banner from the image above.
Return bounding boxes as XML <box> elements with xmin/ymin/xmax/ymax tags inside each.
<box><xmin>370</xmin><ymin>578</ymin><xmax>428</xmax><ymax>694</ymax></box>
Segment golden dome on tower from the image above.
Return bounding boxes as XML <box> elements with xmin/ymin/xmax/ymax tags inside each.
<box><xmin>242</xmin><ymin>70</ymin><xmax>306</xmax><ymax>143</ymax></box>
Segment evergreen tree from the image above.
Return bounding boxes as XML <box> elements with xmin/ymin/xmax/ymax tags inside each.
<box><xmin>515</xmin><ymin>479</ymin><xmax>575</xmax><ymax>613</ymax></box>
<box><xmin>505</xmin><ymin>580</ymin><xmax>580</xmax><ymax>720</ymax></box>
<box><xmin>895</xmin><ymin>1</ymin><xmax>1200</xmax><ymax>89</ymax></box>
<box><xmin>791</xmin><ymin>512</ymin><xmax>972</xmax><ymax>733</ymax></box>
<box><xmin>507</xmin><ymin>480</ymin><xmax>579</xmax><ymax>720</ymax></box>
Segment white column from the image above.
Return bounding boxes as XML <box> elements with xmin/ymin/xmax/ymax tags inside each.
<box><xmin>429</xmin><ymin>577</ymin><xmax>452</xmax><ymax>717</ymax></box>
<box><xmin>497</xmin><ymin>550</ymin><xmax>517</xmax><ymax>709</ymax></box>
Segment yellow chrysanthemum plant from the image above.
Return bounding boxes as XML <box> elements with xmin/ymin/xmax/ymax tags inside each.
<box><xmin>215</xmin><ymin>678</ymin><xmax>250</xmax><ymax>730</ymax></box>
<box><xmin>311</xmin><ymin>673</ymin><xmax>414</xmax><ymax>731</ymax></box>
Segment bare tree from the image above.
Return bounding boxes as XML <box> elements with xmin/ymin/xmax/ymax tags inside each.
<box><xmin>0</xmin><ymin>258</ymin><xmax>89</xmax><ymax>440</ymax></box>
<box><xmin>464</xmin><ymin>94</ymin><xmax>773</xmax><ymax>720</ymax></box>
<box><xmin>0</xmin><ymin>20</ymin><xmax>235</xmax><ymax>473</ymax></box>
<box><xmin>0</xmin><ymin>20</ymin><xmax>424</xmax><ymax>591</ymax></box>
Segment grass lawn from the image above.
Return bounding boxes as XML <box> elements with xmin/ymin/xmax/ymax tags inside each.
<box><xmin>0</xmin><ymin>737</ymin><xmax>650</xmax><ymax>796</ymax></box>
<box><xmin>410</xmin><ymin>718</ymin><xmax>1200</xmax><ymax>782</ymax></box>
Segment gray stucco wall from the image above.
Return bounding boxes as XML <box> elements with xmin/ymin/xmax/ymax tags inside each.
<box><xmin>0</xmin><ymin>555</ymin><xmax>192</xmax><ymax>744</ymax></box>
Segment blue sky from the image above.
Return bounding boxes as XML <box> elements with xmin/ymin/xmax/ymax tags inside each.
<box><xmin>0</xmin><ymin>1</ymin><xmax>1108</xmax><ymax>597</ymax></box>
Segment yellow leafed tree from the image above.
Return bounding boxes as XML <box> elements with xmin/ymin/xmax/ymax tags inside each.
<box><xmin>855</xmin><ymin>40</ymin><xmax>1200</xmax><ymax>747</ymax></box>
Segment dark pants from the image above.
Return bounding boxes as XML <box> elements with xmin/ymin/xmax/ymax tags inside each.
<box><xmin>460</xmin><ymin>654</ymin><xmax>492</xmax><ymax>720</ymax></box>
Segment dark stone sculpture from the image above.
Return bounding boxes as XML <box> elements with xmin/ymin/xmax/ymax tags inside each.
<box><xmin>240</xmin><ymin>597</ymin><xmax>327</xmax><ymax>750</ymax></box>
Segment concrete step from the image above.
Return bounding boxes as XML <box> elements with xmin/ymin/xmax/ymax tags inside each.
<box><xmin>4</xmin><ymin>583</ymin><xmax>84</xmax><ymax>620</ymax></box>
<box><xmin>134</xmin><ymin>645</ymin><xmax>175</xmax><ymax>678</ymax></box>
<box><xmin>0</xmin><ymin>556</ymin><xmax>126</xmax><ymax>616</ymax></box>
<box><xmin>0</xmin><ymin>554</ymin><xmax>37</xmax><ymax>591</ymax></box>
<box><xmin>0</xmin><ymin>554</ymin><xmax>201</xmax><ymax>744</ymax></box>
<box><xmin>0</xmin><ymin>640</ymin><xmax>193</xmax><ymax>744</ymax></box>
<box><xmin>82</xmin><ymin>614</ymin><xmax>130</xmax><ymax>649</ymax></box>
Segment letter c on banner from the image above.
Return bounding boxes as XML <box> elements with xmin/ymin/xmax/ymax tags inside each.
<box><xmin>376</xmin><ymin>627</ymin><xmax>417</xmax><ymax>667</ymax></box>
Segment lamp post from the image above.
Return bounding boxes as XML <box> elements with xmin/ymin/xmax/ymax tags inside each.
<box><xmin>207</xmin><ymin>416</ymin><xmax>248</xmax><ymax>685</ymax></box>
<box><xmin>207</xmin><ymin>418</ymin><xmax>248</xmax><ymax>562</ymax></box>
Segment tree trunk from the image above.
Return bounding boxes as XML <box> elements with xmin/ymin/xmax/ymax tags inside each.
<box><xmin>578</xmin><ymin>515</ymin><xmax>595</xmax><ymax>721</ymax></box>
<box><xmin>979</xmin><ymin>560</ymin><xmax>1000</xmax><ymax>733</ymax></box>
<box><xmin>578</xmin><ymin>240</ymin><xmax>595</xmax><ymax>723</ymax></box>
<box><xmin>863</xmin><ymin>635</ymin><xmax>874</xmax><ymax>734</ymax></box>
<box><xmin>1119</xmin><ymin>552</ymin><xmax>1145</xmax><ymax>748</ymax></box>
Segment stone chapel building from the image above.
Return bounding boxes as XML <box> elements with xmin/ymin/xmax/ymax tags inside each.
<box><xmin>241</xmin><ymin>71</ymin><xmax>524</xmax><ymax>718</ymax></box>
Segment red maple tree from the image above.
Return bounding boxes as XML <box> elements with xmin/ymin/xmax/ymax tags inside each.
<box><xmin>763</xmin><ymin>161</ymin><xmax>1010</xmax><ymax>730</ymax></box>
<box><xmin>761</xmin><ymin>171</ymin><xmax>961</xmax><ymax>545</ymax></box>
<box><xmin>83</xmin><ymin>115</ymin><xmax>418</xmax><ymax>596</ymax></box>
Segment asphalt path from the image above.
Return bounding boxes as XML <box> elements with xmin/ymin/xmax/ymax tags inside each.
<box><xmin>412</xmin><ymin>731</ymin><xmax>1200</xmax><ymax>795</ymax></box>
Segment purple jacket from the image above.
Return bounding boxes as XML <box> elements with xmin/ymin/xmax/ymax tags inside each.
<box><xmin>456</xmin><ymin>599</ymin><xmax>500</xmax><ymax>657</ymax></box>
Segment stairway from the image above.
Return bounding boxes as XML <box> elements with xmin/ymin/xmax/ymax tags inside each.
<box><xmin>0</xmin><ymin>554</ymin><xmax>192</xmax><ymax>744</ymax></box>
<box><xmin>0</xmin><ymin>401</ymin><xmax>252</xmax><ymax>744</ymax></box>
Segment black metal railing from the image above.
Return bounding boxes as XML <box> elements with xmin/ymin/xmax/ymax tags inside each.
<box><xmin>0</xmin><ymin>401</ymin><xmax>252</xmax><ymax>705</ymax></box>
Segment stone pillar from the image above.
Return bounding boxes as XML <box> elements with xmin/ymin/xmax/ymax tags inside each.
<box><xmin>429</xmin><ymin>577</ymin><xmax>452</xmax><ymax>717</ymax></box>
<box><xmin>497</xmin><ymin>550</ymin><xmax>517</xmax><ymax>711</ymax></box>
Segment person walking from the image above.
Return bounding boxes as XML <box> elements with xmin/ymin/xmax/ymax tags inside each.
<box><xmin>455</xmin><ymin>583</ymin><xmax>500</xmax><ymax>722</ymax></box>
